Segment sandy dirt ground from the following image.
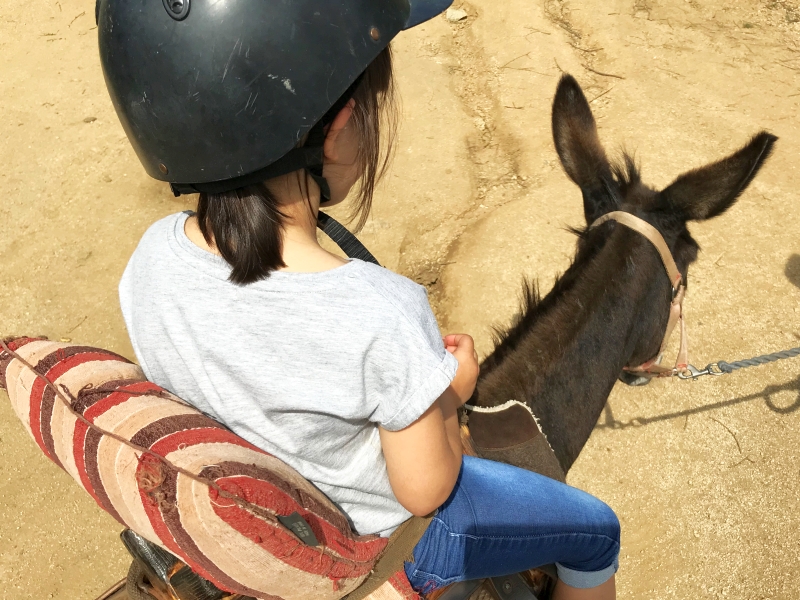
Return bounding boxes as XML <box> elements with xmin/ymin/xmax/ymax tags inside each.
<box><xmin>1</xmin><ymin>0</ymin><xmax>799</xmax><ymax>598</ymax></box>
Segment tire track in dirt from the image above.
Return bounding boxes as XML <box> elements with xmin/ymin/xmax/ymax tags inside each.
<box><xmin>404</xmin><ymin>2</ymin><xmax>540</xmax><ymax>320</ymax></box>
<box><xmin>416</xmin><ymin>1</ymin><xmax>610</xmax><ymax>327</ymax></box>
<box><xmin>543</xmin><ymin>1</ymin><xmax>620</xmax><ymax>83</ymax></box>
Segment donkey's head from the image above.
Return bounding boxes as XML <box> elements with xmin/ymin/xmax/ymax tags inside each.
<box><xmin>551</xmin><ymin>74</ymin><xmax>776</xmax><ymax>376</ymax></box>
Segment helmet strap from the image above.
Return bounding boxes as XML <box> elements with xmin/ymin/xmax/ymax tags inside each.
<box><xmin>170</xmin><ymin>146</ymin><xmax>326</xmax><ymax>197</ymax></box>
<box><xmin>305</xmin><ymin>72</ymin><xmax>364</xmax><ymax>205</ymax></box>
<box><xmin>303</xmin><ymin>120</ymin><xmax>332</xmax><ymax>202</ymax></box>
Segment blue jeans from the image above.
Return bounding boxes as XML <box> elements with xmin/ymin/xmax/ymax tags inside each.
<box><xmin>404</xmin><ymin>456</ymin><xmax>620</xmax><ymax>593</ymax></box>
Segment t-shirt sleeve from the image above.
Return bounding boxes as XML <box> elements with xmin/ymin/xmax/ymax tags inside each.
<box><xmin>364</xmin><ymin>286</ymin><xmax>459</xmax><ymax>432</ymax></box>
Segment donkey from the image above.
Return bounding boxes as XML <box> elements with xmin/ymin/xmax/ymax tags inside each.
<box><xmin>471</xmin><ymin>74</ymin><xmax>776</xmax><ymax>474</ymax></box>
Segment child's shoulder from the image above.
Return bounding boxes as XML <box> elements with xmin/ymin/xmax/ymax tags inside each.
<box><xmin>348</xmin><ymin>260</ymin><xmax>436</xmax><ymax>328</ymax></box>
<box><xmin>141</xmin><ymin>211</ymin><xmax>186</xmax><ymax>240</ymax></box>
<box><xmin>350</xmin><ymin>260</ymin><xmax>427</xmax><ymax>303</ymax></box>
<box><xmin>130</xmin><ymin>211</ymin><xmax>185</xmax><ymax>255</ymax></box>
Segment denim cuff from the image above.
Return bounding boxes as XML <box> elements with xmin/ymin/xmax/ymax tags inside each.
<box><xmin>555</xmin><ymin>556</ymin><xmax>619</xmax><ymax>589</ymax></box>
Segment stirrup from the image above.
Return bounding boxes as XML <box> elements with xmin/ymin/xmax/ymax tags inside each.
<box><xmin>430</xmin><ymin>580</ymin><xmax>484</xmax><ymax>600</ymax></box>
<box><xmin>487</xmin><ymin>573</ymin><xmax>542</xmax><ymax>600</ymax></box>
<box><xmin>427</xmin><ymin>568</ymin><xmax>555</xmax><ymax>600</ymax></box>
<box><xmin>120</xmin><ymin>529</ymin><xmax>256</xmax><ymax>600</ymax></box>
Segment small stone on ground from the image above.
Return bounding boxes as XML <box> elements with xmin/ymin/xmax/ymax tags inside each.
<box><xmin>446</xmin><ymin>8</ymin><xmax>468</xmax><ymax>22</ymax></box>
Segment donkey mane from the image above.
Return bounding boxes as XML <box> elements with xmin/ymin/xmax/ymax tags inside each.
<box><xmin>610</xmin><ymin>153</ymin><xmax>642</xmax><ymax>195</ymax></box>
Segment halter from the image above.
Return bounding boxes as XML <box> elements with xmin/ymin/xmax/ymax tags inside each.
<box><xmin>589</xmin><ymin>211</ymin><xmax>689</xmax><ymax>378</ymax></box>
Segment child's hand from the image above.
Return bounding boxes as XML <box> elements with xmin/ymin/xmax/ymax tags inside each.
<box><xmin>443</xmin><ymin>334</ymin><xmax>479</xmax><ymax>406</ymax></box>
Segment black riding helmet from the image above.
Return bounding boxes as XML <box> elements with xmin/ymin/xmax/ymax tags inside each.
<box><xmin>97</xmin><ymin>0</ymin><xmax>453</xmax><ymax>198</ymax></box>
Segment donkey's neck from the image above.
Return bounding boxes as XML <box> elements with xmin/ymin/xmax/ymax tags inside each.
<box><xmin>475</xmin><ymin>227</ymin><xmax>672</xmax><ymax>472</ymax></box>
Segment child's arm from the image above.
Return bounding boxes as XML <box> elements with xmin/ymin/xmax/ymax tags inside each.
<box><xmin>379</xmin><ymin>335</ymin><xmax>479</xmax><ymax>517</ymax></box>
<box><xmin>441</xmin><ymin>334</ymin><xmax>479</xmax><ymax>456</ymax></box>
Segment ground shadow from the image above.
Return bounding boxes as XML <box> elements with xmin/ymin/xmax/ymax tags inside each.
<box><xmin>596</xmin><ymin>374</ymin><xmax>800</xmax><ymax>430</ymax></box>
<box><xmin>786</xmin><ymin>254</ymin><xmax>800</xmax><ymax>289</ymax></box>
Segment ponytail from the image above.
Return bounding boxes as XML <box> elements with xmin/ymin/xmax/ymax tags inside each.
<box><xmin>196</xmin><ymin>184</ymin><xmax>287</xmax><ymax>285</ymax></box>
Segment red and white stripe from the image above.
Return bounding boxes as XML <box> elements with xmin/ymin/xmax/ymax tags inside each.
<box><xmin>0</xmin><ymin>337</ymin><xmax>421</xmax><ymax>600</ymax></box>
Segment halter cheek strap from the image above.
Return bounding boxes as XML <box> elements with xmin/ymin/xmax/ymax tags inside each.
<box><xmin>589</xmin><ymin>211</ymin><xmax>689</xmax><ymax>378</ymax></box>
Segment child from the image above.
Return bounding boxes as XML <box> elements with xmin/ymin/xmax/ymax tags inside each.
<box><xmin>106</xmin><ymin>1</ymin><xmax>619</xmax><ymax>599</ymax></box>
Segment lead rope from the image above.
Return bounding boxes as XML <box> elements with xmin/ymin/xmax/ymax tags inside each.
<box><xmin>679</xmin><ymin>346</ymin><xmax>800</xmax><ymax>380</ymax></box>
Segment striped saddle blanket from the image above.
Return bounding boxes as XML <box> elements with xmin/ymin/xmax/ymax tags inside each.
<box><xmin>0</xmin><ymin>337</ymin><xmax>420</xmax><ymax>600</ymax></box>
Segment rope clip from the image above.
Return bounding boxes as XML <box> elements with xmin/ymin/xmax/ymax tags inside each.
<box><xmin>677</xmin><ymin>363</ymin><xmax>725</xmax><ymax>380</ymax></box>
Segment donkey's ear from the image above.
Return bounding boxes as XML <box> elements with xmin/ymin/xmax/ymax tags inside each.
<box><xmin>661</xmin><ymin>132</ymin><xmax>777</xmax><ymax>221</ymax></box>
<box><xmin>552</xmin><ymin>74</ymin><xmax>618</xmax><ymax>223</ymax></box>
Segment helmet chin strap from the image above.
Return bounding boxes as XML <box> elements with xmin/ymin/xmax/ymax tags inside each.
<box><xmin>307</xmin><ymin>72</ymin><xmax>365</xmax><ymax>204</ymax></box>
<box><xmin>170</xmin><ymin>144</ymin><xmax>327</xmax><ymax>197</ymax></box>
<box><xmin>171</xmin><ymin>75</ymin><xmax>363</xmax><ymax>200</ymax></box>
<box><xmin>302</xmin><ymin>120</ymin><xmax>332</xmax><ymax>202</ymax></box>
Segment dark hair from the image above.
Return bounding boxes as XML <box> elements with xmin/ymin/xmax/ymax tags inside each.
<box><xmin>197</xmin><ymin>46</ymin><xmax>397</xmax><ymax>285</ymax></box>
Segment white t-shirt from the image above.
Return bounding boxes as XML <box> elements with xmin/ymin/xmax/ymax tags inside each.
<box><xmin>119</xmin><ymin>212</ymin><xmax>458</xmax><ymax>536</ymax></box>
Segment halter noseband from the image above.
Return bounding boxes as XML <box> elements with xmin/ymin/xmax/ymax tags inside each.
<box><xmin>589</xmin><ymin>211</ymin><xmax>688</xmax><ymax>378</ymax></box>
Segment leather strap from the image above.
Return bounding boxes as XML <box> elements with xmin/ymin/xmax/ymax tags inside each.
<box><xmin>589</xmin><ymin>211</ymin><xmax>689</xmax><ymax>378</ymax></box>
<box><xmin>343</xmin><ymin>515</ymin><xmax>433</xmax><ymax>600</ymax></box>
<box><xmin>591</xmin><ymin>211</ymin><xmax>682</xmax><ymax>289</ymax></box>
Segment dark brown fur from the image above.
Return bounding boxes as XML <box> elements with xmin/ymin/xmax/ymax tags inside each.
<box><xmin>472</xmin><ymin>75</ymin><xmax>776</xmax><ymax>473</ymax></box>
